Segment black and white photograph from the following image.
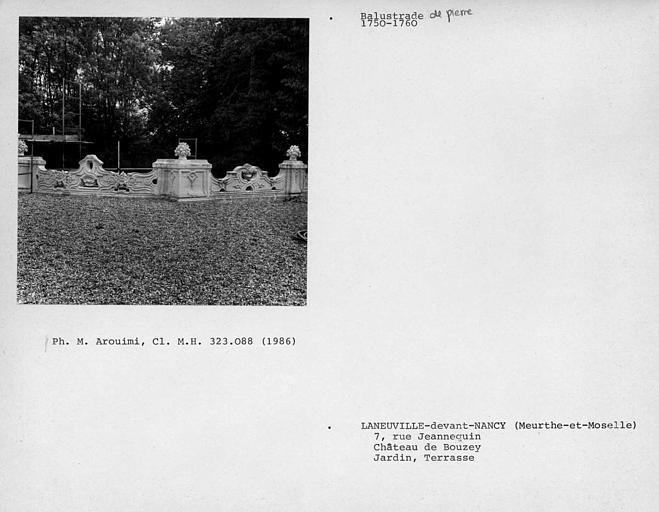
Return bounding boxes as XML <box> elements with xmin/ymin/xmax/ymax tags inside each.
<box><xmin>17</xmin><ymin>17</ymin><xmax>308</xmax><ymax>305</ymax></box>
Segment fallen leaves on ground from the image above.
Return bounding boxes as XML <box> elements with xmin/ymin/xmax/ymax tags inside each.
<box><xmin>17</xmin><ymin>194</ymin><xmax>307</xmax><ymax>305</ymax></box>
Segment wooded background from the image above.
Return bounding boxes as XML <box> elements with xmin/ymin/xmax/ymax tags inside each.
<box><xmin>18</xmin><ymin>17</ymin><xmax>309</xmax><ymax>175</ymax></box>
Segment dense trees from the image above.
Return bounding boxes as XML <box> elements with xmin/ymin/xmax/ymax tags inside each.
<box><xmin>19</xmin><ymin>17</ymin><xmax>309</xmax><ymax>174</ymax></box>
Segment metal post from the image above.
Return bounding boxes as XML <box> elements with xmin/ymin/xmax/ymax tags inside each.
<box><xmin>30</xmin><ymin>120</ymin><xmax>34</xmax><ymax>193</ymax></box>
<box><xmin>78</xmin><ymin>81</ymin><xmax>82</xmax><ymax>161</ymax></box>
<box><xmin>178</xmin><ymin>137</ymin><xmax>198</xmax><ymax>159</ymax></box>
<box><xmin>117</xmin><ymin>141</ymin><xmax>121</xmax><ymax>171</ymax></box>
<box><xmin>62</xmin><ymin>78</ymin><xmax>65</xmax><ymax>169</ymax></box>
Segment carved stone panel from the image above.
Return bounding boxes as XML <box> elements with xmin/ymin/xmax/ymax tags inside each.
<box><xmin>35</xmin><ymin>154</ymin><xmax>159</xmax><ymax>197</ymax></box>
<box><xmin>210</xmin><ymin>163</ymin><xmax>281</xmax><ymax>199</ymax></box>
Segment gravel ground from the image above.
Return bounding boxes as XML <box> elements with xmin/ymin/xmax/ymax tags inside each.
<box><xmin>17</xmin><ymin>194</ymin><xmax>307</xmax><ymax>305</ymax></box>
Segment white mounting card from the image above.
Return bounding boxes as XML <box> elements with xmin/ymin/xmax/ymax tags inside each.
<box><xmin>2</xmin><ymin>1</ymin><xmax>658</xmax><ymax>511</ymax></box>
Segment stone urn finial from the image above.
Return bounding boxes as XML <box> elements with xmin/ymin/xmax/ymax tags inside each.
<box><xmin>286</xmin><ymin>145</ymin><xmax>301</xmax><ymax>161</ymax></box>
<box><xmin>174</xmin><ymin>142</ymin><xmax>191</xmax><ymax>160</ymax></box>
<box><xmin>18</xmin><ymin>137</ymin><xmax>28</xmax><ymax>156</ymax></box>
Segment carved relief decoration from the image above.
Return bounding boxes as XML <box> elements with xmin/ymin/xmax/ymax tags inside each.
<box><xmin>210</xmin><ymin>163</ymin><xmax>281</xmax><ymax>195</ymax></box>
<box><xmin>36</xmin><ymin>155</ymin><xmax>159</xmax><ymax>197</ymax></box>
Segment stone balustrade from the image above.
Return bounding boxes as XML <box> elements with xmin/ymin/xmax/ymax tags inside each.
<box><xmin>34</xmin><ymin>155</ymin><xmax>159</xmax><ymax>198</ymax></box>
<box><xmin>23</xmin><ymin>146</ymin><xmax>307</xmax><ymax>201</ymax></box>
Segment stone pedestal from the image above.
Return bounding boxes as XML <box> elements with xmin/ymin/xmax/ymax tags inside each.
<box><xmin>18</xmin><ymin>155</ymin><xmax>46</xmax><ymax>192</ymax></box>
<box><xmin>153</xmin><ymin>158</ymin><xmax>213</xmax><ymax>200</ymax></box>
<box><xmin>278</xmin><ymin>157</ymin><xmax>308</xmax><ymax>197</ymax></box>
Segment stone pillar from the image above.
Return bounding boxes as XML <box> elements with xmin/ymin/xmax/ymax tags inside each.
<box><xmin>18</xmin><ymin>156</ymin><xmax>47</xmax><ymax>192</ymax></box>
<box><xmin>278</xmin><ymin>146</ymin><xmax>308</xmax><ymax>197</ymax></box>
<box><xmin>152</xmin><ymin>157</ymin><xmax>213</xmax><ymax>200</ymax></box>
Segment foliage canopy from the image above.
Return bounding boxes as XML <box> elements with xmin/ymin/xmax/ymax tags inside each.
<box><xmin>19</xmin><ymin>17</ymin><xmax>309</xmax><ymax>174</ymax></box>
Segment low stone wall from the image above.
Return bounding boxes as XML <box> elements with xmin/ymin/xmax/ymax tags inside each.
<box><xmin>35</xmin><ymin>155</ymin><xmax>159</xmax><ymax>198</ymax></box>
<box><xmin>26</xmin><ymin>146</ymin><xmax>307</xmax><ymax>202</ymax></box>
<box><xmin>18</xmin><ymin>156</ymin><xmax>47</xmax><ymax>192</ymax></box>
<box><xmin>210</xmin><ymin>151</ymin><xmax>308</xmax><ymax>200</ymax></box>
<box><xmin>210</xmin><ymin>163</ymin><xmax>282</xmax><ymax>199</ymax></box>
